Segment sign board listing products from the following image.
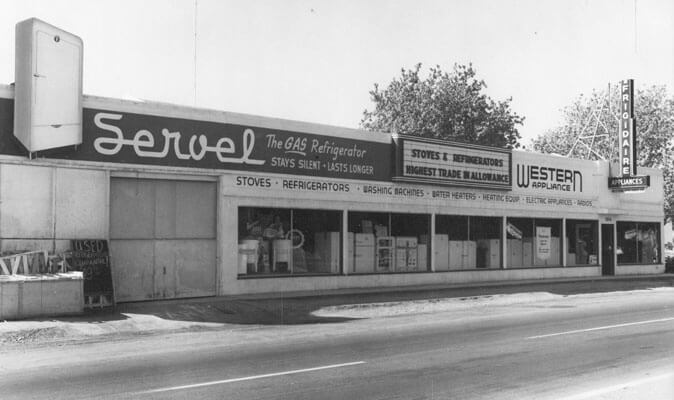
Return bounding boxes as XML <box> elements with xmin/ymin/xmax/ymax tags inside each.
<box><xmin>228</xmin><ymin>174</ymin><xmax>597</xmax><ymax>209</ymax></box>
<box><xmin>393</xmin><ymin>135</ymin><xmax>512</xmax><ymax>190</ymax></box>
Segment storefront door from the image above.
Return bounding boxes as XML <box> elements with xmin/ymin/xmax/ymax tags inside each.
<box><xmin>109</xmin><ymin>178</ymin><xmax>217</xmax><ymax>302</ymax></box>
<box><xmin>601</xmin><ymin>224</ymin><xmax>615</xmax><ymax>276</ymax></box>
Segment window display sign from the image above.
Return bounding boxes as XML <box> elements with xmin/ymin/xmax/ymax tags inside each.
<box><xmin>393</xmin><ymin>135</ymin><xmax>511</xmax><ymax>190</ymax></box>
<box><xmin>536</xmin><ymin>226</ymin><xmax>551</xmax><ymax>260</ymax></box>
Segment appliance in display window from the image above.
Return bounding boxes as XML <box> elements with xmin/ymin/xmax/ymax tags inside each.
<box><xmin>417</xmin><ymin>244</ymin><xmax>428</xmax><ymax>270</ymax></box>
<box><xmin>449</xmin><ymin>240</ymin><xmax>476</xmax><ymax>269</ymax></box>
<box><xmin>347</xmin><ymin>232</ymin><xmax>354</xmax><ymax>272</ymax></box>
<box><xmin>314</xmin><ymin>232</ymin><xmax>341</xmax><ymax>273</ymax></box>
<box><xmin>435</xmin><ymin>234</ymin><xmax>450</xmax><ymax>271</ymax></box>
<box><xmin>376</xmin><ymin>236</ymin><xmax>395</xmax><ymax>272</ymax></box>
<box><xmin>449</xmin><ymin>241</ymin><xmax>463</xmax><ymax>269</ymax></box>
<box><xmin>464</xmin><ymin>240</ymin><xmax>476</xmax><ymax>268</ymax></box>
<box><xmin>477</xmin><ymin>239</ymin><xmax>500</xmax><ymax>268</ymax></box>
<box><xmin>508</xmin><ymin>238</ymin><xmax>524</xmax><ymax>267</ymax></box>
<box><xmin>238</xmin><ymin>239</ymin><xmax>259</xmax><ymax>274</ymax></box>
<box><xmin>522</xmin><ymin>238</ymin><xmax>533</xmax><ymax>267</ymax></box>
<box><xmin>354</xmin><ymin>233</ymin><xmax>375</xmax><ymax>273</ymax></box>
<box><xmin>395</xmin><ymin>236</ymin><xmax>418</xmax><ymax>272</ymax></box>
<box><xmin>272</xmin><ymin>239</ymin><xmax>293</xmax><ymax>273</ymax></box>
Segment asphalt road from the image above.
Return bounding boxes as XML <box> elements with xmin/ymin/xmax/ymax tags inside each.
<box><xmin>2</xmin><ymin>289</ymin><xmax>674</xmax><ymax>400</ymax></box>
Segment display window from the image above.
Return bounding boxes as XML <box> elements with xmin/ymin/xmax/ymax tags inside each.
<box><xmin>238</xmin><ymin>207</ymin><xmax>342</xmax><ymax>275</ymax></box>
<box><xmin>506</xmin><ymin>217</ymin><xmax>562</xmax><ymax>267</ymax></box>
<box><xmin>348</xmin><ymin>212</ymin><xmax>431</xmax><ymax>273</ymax></box>
<box><xmin>617</xmin><ymin>222</ymin><xmax>660</xmax><ymax>264</ymax></box>
<box><xmin>565</xmin><ymin>220</ymin><xmax>598</xmax><ymax>265</ymax></box>
<box><xmin>435</xmin><ymin>215</ymin><xmax>502</xmax><ymax>270</ymax></box>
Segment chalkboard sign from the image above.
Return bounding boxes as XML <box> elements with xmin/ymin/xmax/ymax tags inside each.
<box><xmin>67</xmin><ymin>240</ymin><xmax>114</xmax><ymax>302</ymax></box>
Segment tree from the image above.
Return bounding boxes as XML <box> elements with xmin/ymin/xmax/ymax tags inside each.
<box><xmin>531</xmin><ymin>84</ymin><xmax>674</xmax><ymax>223</ymax></box>
<box><xmin>360</xmin><ymin>63</ymin><xmax>523</xmax><ymax>149</ymax></box>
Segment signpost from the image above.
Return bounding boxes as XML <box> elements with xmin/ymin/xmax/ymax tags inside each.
<box><xmin>609</xmin><ymin>79</ymin><xmax>650</xmax><ymax>192</ymax></box>
<box><xmin>619</xmin><ymin>79</ymin><xmax>637</xmax><ymax>177</ymax></box>
<box><xmin>66</xmin><ymin>239</ymin><xmax>114</xmax><ymax>307</ymax></box>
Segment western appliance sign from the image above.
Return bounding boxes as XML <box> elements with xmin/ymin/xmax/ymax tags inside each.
<box><xmin>516</xmin><ymin>164</ymin><xmax>583</xmax><ymax>192</ymax></box>
<box><xmin>393</xmin><ymin>135</ymin><xmax>512</xmax><ymax>190</ymax></box>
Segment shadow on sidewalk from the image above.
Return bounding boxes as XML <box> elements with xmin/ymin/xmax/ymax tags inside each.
<box><xmin>23</xmin><ymin>276</ymin><xmax>673</xmax><ymax>327</ymax></box>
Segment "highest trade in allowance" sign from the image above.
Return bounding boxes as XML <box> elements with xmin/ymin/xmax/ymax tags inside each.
<box><xmin>393</xmin><ymin>135</ymin><xmax>512</xmax><ymax>190</ymax></box>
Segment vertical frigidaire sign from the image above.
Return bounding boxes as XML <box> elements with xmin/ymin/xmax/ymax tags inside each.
<box><xmin>619</xmin><ymin>79</ymin><xmax>636</xmax><ymax>177</ymax></box>
<box><xmin>608</xmin><ymin>79</ymin><xmax>650</xmax><ymax>192</ymax></box>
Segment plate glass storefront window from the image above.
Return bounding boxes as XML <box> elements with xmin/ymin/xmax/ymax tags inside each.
<box><xmin>435</xmin><ymin>215</ymin><xmax>502</xmax><ymax>269</ymax></box>
<box><xmin>348</xmin><ymin>212</ymin><xmax>431</xmax><ymax>273</ymax></box>
<box><xmin>617</xmin><ymin>222</ymin><xmax>660</xmax><ymax>264</ymax></box>
<box><xmin>506</xmin><ymin>217</ymin><xmax>562</xmax><ymax>267</ymax></box>
<box><xmin>566</xmin><ymin>220</ymin><xmax>598</xmax><ymax>265</ymax></box>
<box><xmin>238</xmin><ymin>207</ymin><xmax>342</xmax><ymax>275</ymax></box>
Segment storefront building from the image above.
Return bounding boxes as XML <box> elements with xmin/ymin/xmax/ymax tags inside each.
<box><xmin>0</xmin><ymin>84</ymin><xmax>665</xmax><ymax>302</ymax></box>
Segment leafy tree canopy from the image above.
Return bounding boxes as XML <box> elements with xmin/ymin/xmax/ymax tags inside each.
<box><xmin>360</xmin><ymin>63</ymin><xmax>523</xmax><ymax>149</ymax></box>
<box><xmin>531</xmin><ymin>84</ymin><xmax>674</xmax><ymax>223</ymax></box>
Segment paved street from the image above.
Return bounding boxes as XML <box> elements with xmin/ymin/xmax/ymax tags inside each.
<box><xmin>1</xmin><ymin>280</ymin><xmax>673</xmax><ymax>399</ymax></box>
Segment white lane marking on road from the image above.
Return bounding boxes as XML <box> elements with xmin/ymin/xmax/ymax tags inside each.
<box><xmin>555</xmin><ymin>372</ymin><xmax>674</xmax><ymax>400</ymax></box>
<box><xmin>139</xmin><ymin>361</ymin><xmax>366</xmax><ymax>394</ymax></box>
<box><xmin>526</xmin><ymin>317</ymin><xmax>674</xmax><ymax>339</ymax></box>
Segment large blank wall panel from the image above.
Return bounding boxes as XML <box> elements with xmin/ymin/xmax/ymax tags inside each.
<box><xmin>0</xmin><ymin>164</ymin><xmax>53</xmax><ymax>238</ymax></box>
<box><xmin>176</xmin><ymin>181</ymin><xmax>216</xmax><ymax>238</ymax></box>
<box><xmin>55</xmin><ymin>168</ymin><xmax>107</xmax><ymax>238</ymax></box>
<box><xmin>110</xmin><ymin>240</ymin><xmax>155</xmax><ymax>302</ymax></box>
<box><xmin>110</xmin><ymin>179</ymin><xmax>155</xmax><ymax>239</ymax></box>
<box><xmin>154</xmin><ymin>180</ymin><xmax>216</xmax><ymax>239</ymax></box>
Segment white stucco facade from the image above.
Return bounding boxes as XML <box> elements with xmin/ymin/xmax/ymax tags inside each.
<box><xmin>0</xmin><ymin>85</ymin><xmax>665</xmax><ymax>301</ymax></box>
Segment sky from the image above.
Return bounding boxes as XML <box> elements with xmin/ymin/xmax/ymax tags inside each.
<box><xmin>1</xmin><ymin>0</ymin><xmax>673</xmax><ymax>146</ymax></box>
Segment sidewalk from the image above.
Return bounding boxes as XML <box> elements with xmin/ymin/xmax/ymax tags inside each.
<box><xmin>1</xmin><ymin>274</ymin><xmax>673</xmax><ymax>347</ymax></box>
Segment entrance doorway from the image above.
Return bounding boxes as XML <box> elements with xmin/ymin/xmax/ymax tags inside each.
<box><xmin>601</xmin><ymin>224</ymin><xmax>615</xmax><ymax>276</ymax></box>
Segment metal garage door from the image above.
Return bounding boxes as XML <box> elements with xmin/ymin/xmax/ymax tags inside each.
<box><xmin>110</xmin><ymin>178</ymin><xmax>217</xmax><ymax>302</ymax></box>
